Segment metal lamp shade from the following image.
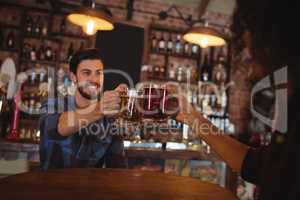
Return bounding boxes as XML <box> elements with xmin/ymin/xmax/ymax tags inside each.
<box><xmin>183</xmin><ymin>26</ymin><xmax>226</xmax><ymax>47</ymax></box>
<box><xmin>67</xmin><ymin>7</ymin><xmax>114</xmax><ymax>31</ymax></box>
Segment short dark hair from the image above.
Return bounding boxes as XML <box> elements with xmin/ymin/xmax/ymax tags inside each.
<box><xmin>69</xmin><ymin>48</ymin><xmax>104</xmax><ymax>74</ymax></box>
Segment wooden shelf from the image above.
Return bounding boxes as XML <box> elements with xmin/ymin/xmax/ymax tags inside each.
<box><xmin>150</xmin><ymin>51</ymin><xmax>199</xmax><ymax>60</ymax></box>
<box><xmin>148</xmin><ymin>76</ymin><xmax>198</xmax><ymax>85</ymax></box>
<box><xmin>52</xmin><ymin>32</ymin><xmax>87</xmax><ymax>40</ymax></box>
<box><xmin>20</xmin><ymin>110</ymin><xmax>41</xmax><ymax>118</ymax></box>
<box><xmin>20</xmin><ymin>58</ymin><xmax>57</xmax><ymax>66</ymax></box>
<box><xmin>19</xmin><ymin>118</ymin><xmax>40</xmax><ymax>125</ymax></box>
<box><xmin>23</xmin><ymin>35</ymin><xmax>61</xmax><ymax>43</ymax></box>
<box><xmin>144</xmin><ymin>77</ymin><xmax>199</xmax><ymax>87</ymax></box>
<box><xmin>0</xmin><ymin>23</ymin><xmax>20</xmax><ymax>30</ymax></box>
<box><xmin>1</xmin><ymin>139</ymin><xmax>39</xmax><ymax>145</ymax></box>
<box><xmin>150</xmin><ymin>25</ymin><xmax>186</xmax><ymax>34</ymax></box>
<box><xmin>0</xmin><ymin>48</ymin><xmax>19</xmax><ymax>53</ymax></box>
<box><xmin>125</xmin><ymin>148</ymin><xmax>220</xmax><ymax>161</ymax></box>
<box><xmin>0</xmin><ymin>139</ymin><xmax>219</xmax><ymax>161</ymax></box>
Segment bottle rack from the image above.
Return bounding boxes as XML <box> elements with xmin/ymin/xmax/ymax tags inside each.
<box><xmin>141</xmin><ymin>24</ymin><xmax>234</xmax><ymax>141</ymax></box>
<box><xmin>0</xmin><ymin>2</ymin><xmax>92</xmax><ymax>143</ymax></box>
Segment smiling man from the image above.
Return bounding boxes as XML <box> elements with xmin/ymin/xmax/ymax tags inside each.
<box><xmin>39</xmin><ymin>48</ymin><xmax>127</xmax><ymax>170</ymax></box>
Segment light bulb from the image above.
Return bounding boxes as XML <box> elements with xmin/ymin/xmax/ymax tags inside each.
<box><xmin>200</xmin><ymin>37</ymin><xmax>209</xmax><ymax>48</ymax></box>
<box><xmin>83</xmin><ymin>19</ymin><xmax>97</xmax><ymax>35</ymax></box>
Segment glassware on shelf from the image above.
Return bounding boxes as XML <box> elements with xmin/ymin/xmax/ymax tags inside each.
<box><xmin>151</xmin><ymin>31</ymin><xmax>158</xmax><ymax>52</ymax></box>
<box><xmin>175</xmin><ymin>35</ymin><xmax>183</xmax><ymax>55</ymax></box>
<box><xmin>167</xmin><ymin>63</ymin><xmax>176</xmax><ymax>81</ymax></box>
<box><xmin>158</xmin><ymin>32</ymin><xmax>166</xmax><ymax>53</ymax></box>
<box><xmin>167</xmin><ymin>33</ymin><xmax>174</xmax><ymax>54</ymax></box>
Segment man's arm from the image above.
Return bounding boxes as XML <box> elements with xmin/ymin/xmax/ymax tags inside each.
<box><xmin>57</xmin><ymin>104</ymin><xmax>104</xmax><ymax>137</ymax></box>
<box><xmin>58</xmin><ymin>90</ymin><xmax>123</xmax><ymax>137</ymax></box>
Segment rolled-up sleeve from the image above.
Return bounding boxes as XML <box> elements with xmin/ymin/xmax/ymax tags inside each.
<box><xmin>241</xmin><ymin>147</ymin><xmax>268</xmax><ymax>185</ymax></box>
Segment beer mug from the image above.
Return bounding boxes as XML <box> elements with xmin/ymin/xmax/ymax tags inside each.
<box><xmin>139</xmin><ymin>83</ymin><xmax>179</xmax><ymax>121</ymax></box>
<box><xmin>119</xmin><ymin>89</ymin><xmax>141</xmax><ymax>122</ymax></box>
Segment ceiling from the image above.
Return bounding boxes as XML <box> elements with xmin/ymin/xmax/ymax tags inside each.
<box><xmin>150</xmin><ymin>0</ymin><xmax>236</xmax><ymax>16</ymax></box>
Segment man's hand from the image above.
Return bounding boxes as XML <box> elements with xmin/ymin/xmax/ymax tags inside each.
<box><xmin>114</xmin><ymin>84</ymin><xmax>128</xmax><ymax>94</ymax></box>
<box><xmin>99</xmin><ymin>90</ymin><xmax>121</xmax><ymax>117</ymax></box>
<box><xmin>98</xmin><ymin>84</ymin><xmax>128</xmax><ymax>118</ymax></box>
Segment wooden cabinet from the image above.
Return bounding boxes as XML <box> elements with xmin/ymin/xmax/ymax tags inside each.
<box><xmin>0</xmin><ymin>2</ymin><xmax>95</xmax><ymax>143</ymax></box>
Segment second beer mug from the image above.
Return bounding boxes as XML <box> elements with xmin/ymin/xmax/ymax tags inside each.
<box><xmin>140</xmin><ymin>83</ymin><xmax>179</xmax><ymax>121</ymax></box>
<box><xmin>119</xmin><ymin>89</ymin><xmax>141</xmax><ymax>122</ymax></box>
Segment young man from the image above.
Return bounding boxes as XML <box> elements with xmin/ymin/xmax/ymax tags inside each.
<box><xmin>39</xmin><ymin>48</ymin><xmax>127</xmax><ymax>170</ymax></box>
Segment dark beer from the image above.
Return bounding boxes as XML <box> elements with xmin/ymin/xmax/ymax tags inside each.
<box><xmin>142</xmin><ymin>86</ymin><xmax>179</xmax><ymax>120</ymax></box>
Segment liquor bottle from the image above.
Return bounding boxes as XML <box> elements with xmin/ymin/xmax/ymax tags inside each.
<box><xmin>177</xmin><ymin>65</ymin><xmax>183</xmax><ymax>82</ymax></box>
<box><xmin>35</xmin><ymin>93</ymin><xmax>42</xmax><ymax>113</ymax></box>
<box><xmin>158</xmin><ymin>33</ymin><xmax>166</xmax><ymax>53</ymax></box>
<box><xmin>192</xmin><ymin>44</ymin><xmax>199</xmax><ymax>56</ymax></box>
<box><xmin>175</xmin><ymin>35</ymin><xmax>182</xmax><ymax>55</ymax></box>
<box><xmin>28</xmin><ymin>69</ymin><xmax>36</xmax><ymax>85</ymax></box>
<box><xmin>39</xmin><ymin>66</ymin><xmax>47</xmax><ymax>83</ymax></box>
<box><xmin>212</xmin><ymin>47</ymin><xmax>227</xmax><ymax>85</ymax></box>
<box><xmin>19</xmin><ymin>128</ymin><xmax>26</xmax><ymax>139</ymax></box>
<box><xmin>151</xmin><ymin>32</ymin><xmax>157</xmax><ymax>52</ymax></box>
<box><xmin>182</xmin><ymin>65</ymin><xmax>188</xmax><ymax>82</ymax></box>
<box><xmin>0</xmin><ymin>87</ymin><xmax>11</xmax><ymax>138</ymax></box>
<box><xmin>25</xmin><ymin>16</ymin><xmax>33</xmax><ymax>35</ymax></box>
<box><xmin>191</xmin><ymin>65</ymin><xmax>198</xmax><ymax>83</ymax></box>
<box><xmin>52</xmin><ymin>50</ymin><xmax>57</xmax><ymax>61</ymax></box>
<box><xmin>200</xmin><ymin>54</ymin><xmax>210</xmax><ymax>82</ymax></box>
<box><xmin>140</xmin><ymin>65</ymin><xmax>149</xmax><ymax>81</ymax></box>
<box><xmin>159</xmin><ymin>66</ymin><xmax>165</xmax><ymax>79</ymax></box>
<box><xmin>154</xmin><ymin>65</ymin><xmax>160</xmax><ymax>77</ymax></box>
<box><xmin>168</xmin><ymin>63</ymin><xmax>176</xmax><ymax>80</ymax></box>
<box><xmin>147</xmin><ymin>65</ymin><xmax>153</xmax><ymax>78</ymax></box>
<box><xmin>45</xmin><ymin>45</ymin><xmax>53</xmax><ymax>61</ymax></box>
<box><xmin>184</xmin><ymin>42</ymin><xmax>190</xmax><ymax>56</ymax></box>
<box><xmin>38</xmin><ymin>44</ymin><xmax>45</xmax><ymax>60</ymax></box>
<box><xmin>41</xmin><ymin>17</ymin><xmax>48</xmax><ymax>36</ymax></box>
<box><xmin>30</xmin><ymin>45</ymin><xmax>37</xmax><ymax>61</ymax></box>
<box><xmin>6</xmin><ymin>31</ymin><xmax>15</xmax><ymax>49</ymax></box>
<box><xmin>60</xmin><ymin>17</ymin><xmax>66</xmax><ymax>34</ymax></box>
<box><xmin>28</xmin><ymin>93</ymin><xmax>35</xmax><ymax>114</ymax></box>
<box><xmin>34</xmin><ymin>16</ymin><xmax>42</xmax><ymax>36</ymax></box>
<box><xmin>79</xmin><ymin>41</ymin><xmax>84</xmax><ymax>51</ymax></box>
<box><xmin>7</xmin><ymin>82</ymin><xmax>23</xmax><ymax>140</ymax></box>
<box><xmin>192</xmin><ymin>90</ymin><xmax>198</xmax><ymax>105</ymax></box>
<box><xmin>167</xmin><ymin>33</ymin><xmax>173</xmax><ymax>54</ymax></box>
<box><xmin>67</xmin><ymin>42</ymin><xmax>74</xmax><ymax>62</ymax></box>
<box><xmin>220</xmin><ymin>88</ymin><xmax>227</xmax><ymax>116</ymax></box>
<box><xmin>0</xmin><ymin>27</ymin><xmax>3</xmax><ymax>48</ymax></box>
<box><xmin>0</xmin><ymin>87</ymin><xmax>6</xmax><ymax>136</ymax></box>
<box><xmin>186</xmin><ymin>65</ymin><xmax>192</xmax><ymax>82</ymax></box>
<box><xmin>21</xmin><ymin>43</ymin><xmax>30</xmax><ymax>59</ymax></box>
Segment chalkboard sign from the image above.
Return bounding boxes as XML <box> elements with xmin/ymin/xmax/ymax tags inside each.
<box><xmin>96</xmin><ymin>23</ymin><xmax>144</xmax><ymax>91</ymax></box>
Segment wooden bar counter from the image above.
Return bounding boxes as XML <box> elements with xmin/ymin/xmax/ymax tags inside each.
<box><xmin>0</xmin><ymin>168</ymin><xmax>238</xmax><ymax>200</ymax></box>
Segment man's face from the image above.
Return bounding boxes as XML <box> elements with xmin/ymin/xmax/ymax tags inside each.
<box><xmin>73</xmin><ymin>59</ymin><xmax>104</xmax><ymax>100</ymax></box>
